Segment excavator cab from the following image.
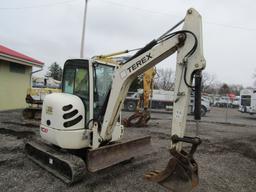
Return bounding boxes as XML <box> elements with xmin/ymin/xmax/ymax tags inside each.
<box><xmin>62</xmin><ymin>59</ymin><xmax>115</xmax><ymax>124</ymax></box>
<box><xmin>37</xmin><ymin>59</ymin><xmax>124</xmax><ymax>149</ymax></box>
<box><xmin>62</xmin><ymin>60</ymin><xmax>90</xmax><ymax>122</ymax></box>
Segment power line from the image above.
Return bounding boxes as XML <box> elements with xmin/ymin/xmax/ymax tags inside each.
<box><xmin>1</xmin><ymin>0</ymin><xmax>256</xmax><ymax>32</ymax></box>
<box><xmin>100</xmin><ymin>0</ymin><xmax>179</xmax><ymax>18</ymax></box>
<box><xmin>206</xmin><ymin>21</ymin><xmax>256</xmax><ymax>31</ymax></box>
<box><xmin>100</xmin><ymin>0</ymin><xmax>256</xmax><ymax>32</ymax></box>
<box><xmin>0</xmin><ymin>0</ymin><xmax>81</xmax><ymax>10</ymax></box>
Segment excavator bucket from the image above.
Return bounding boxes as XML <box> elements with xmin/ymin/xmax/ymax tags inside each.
<box><xmin>144</xmin><ymin>150</ymin><xmax>199</xmax><ymax>192</ymax></box>
<box><xmin>122</xmin><ymin>111</ymin><xmax>151</xmax><ymax>127</ymax></box>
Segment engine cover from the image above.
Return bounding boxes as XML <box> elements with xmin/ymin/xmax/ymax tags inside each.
<box><xmin>41</xmin><ymin>93</ymin><xmax>85</xmax><ymax>130</ymax></box>
<box><xmin>40</xmin><ymin>93</ymin><xmax>90</xmax><ymax>149</ymax></box>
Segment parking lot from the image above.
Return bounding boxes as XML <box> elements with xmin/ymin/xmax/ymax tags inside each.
<box><xmin>0</xmin><ymin>107</ymin><xmax>256</xmax><ymax>192</ymax></box>
<box><xmin>147</xmin><ymin>106</ymin><xmax>256</xmax><ymax>126</ymax></box>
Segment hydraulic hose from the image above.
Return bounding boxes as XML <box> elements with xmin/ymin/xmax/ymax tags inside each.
<box><xmin>194</xmin><ymin>70</ymin><xmax>202</xmax><ymax>120</ymax></box>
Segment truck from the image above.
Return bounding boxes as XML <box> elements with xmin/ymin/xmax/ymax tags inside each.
<box><xmin>239</xmin><ymin>89</ymin><xmax>256</xmax><ymax>114</ymax></box>
<box><xmin>124</xmin><ymin>89</ymin><xmax>210</xmax><ymax>116</ymax></box>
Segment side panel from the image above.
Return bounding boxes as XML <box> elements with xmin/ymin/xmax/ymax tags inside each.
<box><xmin>40</xmin><ymin>93</ymin><xmax>89</xmax><ymax>149</ymax></box>
<box><xmin>41</xmin><ymin>93</ymin><xmax>85</xmax><ymax>131</ymax></box>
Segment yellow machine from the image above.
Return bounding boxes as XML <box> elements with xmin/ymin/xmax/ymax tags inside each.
<box><xmin>123</xmin><ymin>67</ymin><xmax>156</xmax><ymax>127</ymax></box>
<box><xmin>23</xmin><ymin>87</ymin><xmax>61</xmax><ymax>120</ymax></box>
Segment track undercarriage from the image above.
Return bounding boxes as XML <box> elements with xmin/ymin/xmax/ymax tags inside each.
<box><xmin>25</xmin><ymin>136</ymin><xmax>151</xmax><ymax>184</ymax></box>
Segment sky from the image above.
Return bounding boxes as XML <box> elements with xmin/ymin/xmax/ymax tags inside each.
<box><xmin>0</xmin><ymin>0</ymin><xmax>256</xmax><ymax>87</ymax></box>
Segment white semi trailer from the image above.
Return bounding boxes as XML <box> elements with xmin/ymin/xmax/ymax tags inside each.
<box><xmin>239</xmin><ymin>89</ymin><xmax>256</xmax><ymax>114</ymax></box>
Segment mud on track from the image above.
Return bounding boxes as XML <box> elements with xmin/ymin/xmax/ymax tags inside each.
<box><xmin>0</xmin><ymin>109</ymin><xmax>256</xmax><ymax>192</ymax></box>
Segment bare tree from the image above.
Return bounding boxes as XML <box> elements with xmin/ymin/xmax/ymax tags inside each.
<box><xmin>154</xmin><ymin>67</ymin><xmax>174</xmax><ymax>90</ymax></box>
<box><xmin>201</xmin><ymin>71</ymin><xmax>217</xmax><ymax>93</ymax></box>
<box><xmin>219</xmin><ymin>83</ymin><xmax>230</xmax><ymax>95</ymax></box>
<box><xmin>203</xmin><ymin>81</ymin><xmax>221</xmax><ymax>94</ymax></box>
<box><xmin>154</xmin><ymin>69</ymin><xmax>217</xmax><ymax>92</ymax></box>
<box><xmin>129</xmin><ymin>75</ymin><xmax>143</xmax><ymax>91</ymax></box>
<box><xmin>229</xmin><ymin>84</ymin><xmax>244</xmax><ymax>95</ymax></box>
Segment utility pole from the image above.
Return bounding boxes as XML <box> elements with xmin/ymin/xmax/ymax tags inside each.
<box><xmin>80</xmin><ymin>0</ymin><xmax>88</xmax><ymax>58</ymax></box>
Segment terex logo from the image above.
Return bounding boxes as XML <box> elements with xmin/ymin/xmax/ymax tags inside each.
<box><xmin>127</xmin><ymin>53</ymin><xmax>152</xmax><ymax>73</ymax></box>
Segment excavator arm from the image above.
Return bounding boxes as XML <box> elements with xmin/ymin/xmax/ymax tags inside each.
<box><xmin>99</xmin><ymin>8</ymin><xmax>205</xmax><ymax>142</ymax></box>
<box><xmin>96</xmin><ymin>8</ymin><xmax>205</xmax><ymax>191</ymax></box>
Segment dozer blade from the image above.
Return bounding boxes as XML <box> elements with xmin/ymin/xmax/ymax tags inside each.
<box><xmin>25</xmin><ymin>140</ymin><xmax>86</xmax><ymax>184</ymax></box>
<box><xmin>144</xmin><ymin>150</ymin><xmax>199</xmax><ymax>192</ymax></box>
<box><xmin>86</xmin><ymin>136</ymin><xmax>151</xmax><ymax>172</ymax></box>
<box><xmin>25</xmin><ymin>136</ymin><xmax>151</xmax><ymax>184</ymax></box>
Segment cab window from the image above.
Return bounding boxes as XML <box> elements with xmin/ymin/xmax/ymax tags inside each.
<box><xmin>93</xmin><ymin>63</ymin><xmax>114</xmax><ymax>120</ymax></box>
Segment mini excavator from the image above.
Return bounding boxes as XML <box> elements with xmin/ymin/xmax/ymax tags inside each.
<box><xmin>25</xmin><ymin>8</ymin><xmax>205</xmax><ymax>192</ymax></box>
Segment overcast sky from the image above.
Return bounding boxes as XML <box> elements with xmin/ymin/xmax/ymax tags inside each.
<box><xmin>1</xmin><ymin>0</ymin><xmax>256</xmax><ymax>87</ymax></box>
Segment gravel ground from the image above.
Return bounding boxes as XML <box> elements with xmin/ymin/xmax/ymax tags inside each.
<box><xmin>0</xmin><ymin>108</ymin><xmax>256</xmax><ymax>192</ymax></box>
